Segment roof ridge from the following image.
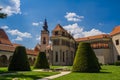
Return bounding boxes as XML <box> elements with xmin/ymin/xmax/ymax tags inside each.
<box><xmin>53</xmin><ymin>24</ymin><xmax>66</xmax><ymax>31</ymax></box>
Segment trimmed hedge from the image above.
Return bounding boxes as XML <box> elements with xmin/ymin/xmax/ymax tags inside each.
<box><xmin>72</xmin><ymin>42</ymin><xmax>100</xmax><ymax>73</ymax></box>
<box><xmin>34</xmin><ymin>52</ymin><xmax>49</xmax><ymax>69</ymax></box>
<box><xmin>8</xmin><ymin>46</ymin><xmax>31</xmax><ymax>71</ymax></box>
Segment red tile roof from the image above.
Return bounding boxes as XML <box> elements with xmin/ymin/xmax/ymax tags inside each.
<box><xmin>0</xmin><ymin>28</ymin><xmax>12</xmax><ymax>45</ymax></box>
<box><xmin>52</xmin><ymin>24</ymin><xmax>74</xmax><ymax>40</ymax></box>
<box><xmin>0</xmin><ymin>44</ymin><xmax>15</xmax><ymax>52</ymax></box>
<box><xmin>12</xmin><ymin>43</ymin><xmax>21</xmax><ymax>47</ymax></box>
<box><xmin>0</xmin><ymin>28</ymin><xmax>37</xmax><ymax>55</ymax></box>
<box><xmin>76</xmin><ymin>34</ymin><xmax>110</xmax><ymax>42</ymax></box>
<box><xmin>0</xmin><ymin>44</ymin><xmax>37</xmax><ymax>55</ymax></box>
<box><xmin>110</xmin><ymin>25</ymin><xmax>120</xmax><ymax>36</ymax></box>
<box><xmin>0</xmin><ymin>38</ymin><xmax>12</xmax><ymax>45</ymax></box>
<box><xmin>53</xmin><ymin>24</ymin><xmax>66</xmax><ymax>31</ymax></box>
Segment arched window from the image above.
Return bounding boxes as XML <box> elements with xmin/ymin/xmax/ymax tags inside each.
<box><xmin>55</xmin><ymin>52</ymin><xmax>58</xmax><ymax>62</ymax></box>
<box><xmin>63</xmin><ymin>52</ymin><xmax>65</xmax><ymax>62</ymax></box>
<box><xmin>43</xmin><ymin>37</ymin><xmax>46</xmax><ymax>44</ymax></box>
<box><xmin>0</xmin><ymin>55</ymin><xmax>8</xmax><ymax>67</ymax></box>
<box><xmin>28</xmin><ymin>57</ymin><xmax>33</xmax><ymax>66</ymax></box>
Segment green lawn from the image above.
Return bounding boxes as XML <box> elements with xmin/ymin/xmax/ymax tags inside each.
<box><xmin>0</xmin><ymin>71</ymin><xmax>59</xmax><ymax>80</ymax></box>
<box><xmin>1</xmin><ymin>65</ymin><xmax>120</xmax><ymax>80</ymax></box>
<box><xmin>0</xmin><ymin>67</ymin><xmax>8</xmax><ymax>74</ymax></box>
<box><xmin>53</xmin><ymin>65</ymin><xmax>120</xmax><ymax>80</ymax></box>
<box><xmin>50</xmin><ymin>66</ymin><xmax>72</xmax><ymax>70</ymax></box>
<box><xmin>0</xmin><ymin>67</ymin><xmax>59</xmax><ymax>80</ymax></box>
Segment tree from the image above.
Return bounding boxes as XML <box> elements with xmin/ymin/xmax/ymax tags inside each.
<box><xmin>8</xmin><ymin>46</ymin><xmax>31</xmax><ymax>71</ymax></box>
<box><xmin>72</xmin><ymin>42</ymin><xmax>100</xmax><ymax>73</ymax></box>
<box><xmin>0</xmin><ymin>8</ymin><xmax>7</xmax><ymax>19</ymax></box>
<box><xmin>34</xmin><ymin>52</ymin><xmax>49</xmax><ymax>69</ymax></box>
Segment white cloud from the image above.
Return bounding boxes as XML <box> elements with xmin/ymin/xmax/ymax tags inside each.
<box><xmin>65</xmin><ymin>12</ymin><xmax>84</xmax><ymax>22</ymax></box>
<box><xmin>32</xmin><ymin>22</ymin><xmax>39</xmax><ymax>26</ymax></box>
<box><xmin>1</xmin><ymin>25</ymin><xmax>32</xmax><ymax>41</ymax></box>
<box><xmin>1</xmin><ymin>26</ymin><xmax>9</xmax><ymax>29</ymax></box>
<box><xmin>63</xmin><ymin>23</ymin><xmax>106</xmax><ymax>38</ymax></box>
<box><xmin>7</xmin><ymin>29</ymin><xmax>32</xmax><ymax>38</ymax></box>
<box><xmin>83</xmin><ymin>29</ymin><xmax>106</xmax><ymax>37</ymax></box>
<box><xmin>14</xmin><ymin>36</ymin><xmax>23</xmax><ymax>41</ymax></box>
<box><xmin>32</xmin><ymin>22</ymin><xmax>43</xmax><ymax>27</ymax></box>
<box><xmin>63</xmin><ymin>23</ymin><xmax>84</xmax><ymax>38</ymax></box>
<box><xmin>0</xmin><ymin>0</ymin><xmax>21</xmax><ymax>16</ymax></box>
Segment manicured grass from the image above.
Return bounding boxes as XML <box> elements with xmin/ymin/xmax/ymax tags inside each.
<box><xmin>53</xmin><ymin>65</ymin><xmax>120</xmax><ymax>80</ymax></box>
<box><xmin>0</xmin><ymin>71</ymin><xmax>59</xmax><ymax>80</ymax></box>
<box><xmin>0</xmin><ymin>67</ymin><xmax>8</xmax><ymax>74</ymax></box>
<box><xmin>50</xmin><ymin>66</ymin><xmax>72</xmax><ymax>69</ymax></box>
<box><xmin>0</xmin><ymin>67</ymin><xmax>59</xmax><ymax>80</ymax></box>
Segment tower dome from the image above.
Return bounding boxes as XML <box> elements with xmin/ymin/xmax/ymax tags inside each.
<box><xmin>0</xmin><ymin>28</ymin><xmax>12</xmax><ymax>45</ymax></box>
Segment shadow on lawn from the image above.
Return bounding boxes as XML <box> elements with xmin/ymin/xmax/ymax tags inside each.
<box><xmin>0</xmin><ymin>72</ymin><xmax>51</xmax><ymax>80</ymax></box>
<box><xmin>99</xmin><ymin>71</ymin><xmax>112</xmax><ymax>74</ymax></box>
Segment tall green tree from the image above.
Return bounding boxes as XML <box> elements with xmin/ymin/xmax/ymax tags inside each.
<box><xmin>34</xmin><ymin>52</ymin><xmax>49</xmax><ymax>69</ymax></box>
<box><xmin>72</xmin><ymin>42</ymin><xmax>100</xmax><ymax>73</ymax></box>
<box><xmin>0</xmin><ymin>8</ymin><xmax>7</xmax><ymax>19</ymax></box>
<box><xmin>8</xmin><ymin>46</ymin><xmax>31</xmax><ymax>71</ymax></box>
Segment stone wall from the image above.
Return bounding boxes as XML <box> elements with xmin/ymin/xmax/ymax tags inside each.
<box><xmin>0</xmin><ymin>51</ymin><xmax>36</xmax><ymax>67</ymax></box>
<box><xmin>111</xmin><ymin>34</ymin><xmax>120</xmax><ymax>62</ymax></box>
<box><xmin>94</xmin><ymin>49</ymin><xmax>113</xmax><ymax>64</ymax></box>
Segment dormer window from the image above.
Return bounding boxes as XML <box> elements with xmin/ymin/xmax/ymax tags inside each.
<box><xmin>62</xmin><ymin>32</ymin><xmax>65</xmax><ymax>36</ymax></box>
<box><xmin>55</xmin><ymin>31</ymin><xmax>58</xmax><ymax>35</ymax></box>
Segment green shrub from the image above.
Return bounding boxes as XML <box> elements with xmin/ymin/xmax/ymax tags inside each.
<box><xmin>8</xmin><ymin>46</ymin><xmax>31</xmax><ymax>71</ymax></box>
<box><xmin>72</xmin><ymin>42</ymin><xmax>100</xmax><ymax>73</ymax></box>
<box><xmin>34</xmin><ymin>52</ymin><xmax>49</xmax><ymax>69</ymax></box>
<box><xmin>114</xmin><ymin>61</ymin><xmax>120</xmax><ymax>66</ymax></box>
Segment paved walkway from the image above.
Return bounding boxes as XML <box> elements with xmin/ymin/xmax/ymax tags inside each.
<box><xmin>37</xmin><ymin>71</ymin><xmax>71</xmax><ymax>80</ymax></box>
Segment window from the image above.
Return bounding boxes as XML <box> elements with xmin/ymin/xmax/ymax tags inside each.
<box><xmin>55</xmin><ymin>52</ymin><xmax>58</xmax><ymax>62</ymax></box>
<box><xmin>43</xmin><ymin>37</ymin><xmax>46</xmax><ymax>44</ymax></box>
<box><xmin>55</xmin><ymin>31</ymin><xmax>58</xmax><ymax>35</ymax></box>
<box><xmin>53</xmin><ymin>39</ymin><xmax>59</xmax><ymax>45</ymax></box>
<box><xmin>63</xmin><ymin>52</ymin><xmax>65</xmax><ymax>62</ymax></box>
<box><xmin>115</xmin><ymin>39</ymin><xmax>119</xmax><ymax>45</ymax></box>
<box><xmin>62</xmin><ymin>40</ymin><xmax>66</xmax><ymax>45</ymax></box>
<box><xmin>117</xmin><ymin>55</ymin><xmax>120</xmax><ymax>60</ymax></box>
<box><xmin>62</xmin><ymin>32</ymin><xmax>65</xmax><ymax>36</ymax></box>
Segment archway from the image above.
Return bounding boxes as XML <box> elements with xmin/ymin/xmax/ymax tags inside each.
<box><xmin>0</xmin><ymin>55</ymin><xmax>8</xmax><ymax>67</ymax></box>
<box><xmin>28</xmin><ymin>57</ymin><xmax>33</xmax><ymax>66</ymax></box>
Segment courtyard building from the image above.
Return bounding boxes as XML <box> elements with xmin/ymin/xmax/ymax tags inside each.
<box><xmin>1</xmin><ymin>19</ymin><xmax>120</xmax><ymax>66</ymax></box>
<box><xmin>50</xmin><ymin>24</ymin><xmax>76</xmax><ymax>65</ymax></box>
<box><xmin>0</xmin><ymin>28</ymin><xmax>37</xmax><ymax>67</ymax></box>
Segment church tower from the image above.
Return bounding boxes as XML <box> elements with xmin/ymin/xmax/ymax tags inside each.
<box><xmin>41</xmin><ymin>19</ymin><xmax>49</xmax><ymax>52</ymax></box>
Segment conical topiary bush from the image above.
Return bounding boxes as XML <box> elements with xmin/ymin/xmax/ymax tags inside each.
<box><xmin>72</xmin><ymin>42</ymin><xmax>100</xmax><ymax>73</ymax></box>
<box><xmin>8</xmin><ymin>46</ymin><xmax>31</xmax><ymax>71</ymax></box>
<box><xmin>34</xmin><ymin>52</ymin><xmax>49</xmax><ymax>69</ymax></box>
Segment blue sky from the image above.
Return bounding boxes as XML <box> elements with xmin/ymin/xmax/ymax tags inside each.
<box><xmin>0</xmin><ymin>0</ymin><xmax>120</xmax><ymax>49</ymax></box>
